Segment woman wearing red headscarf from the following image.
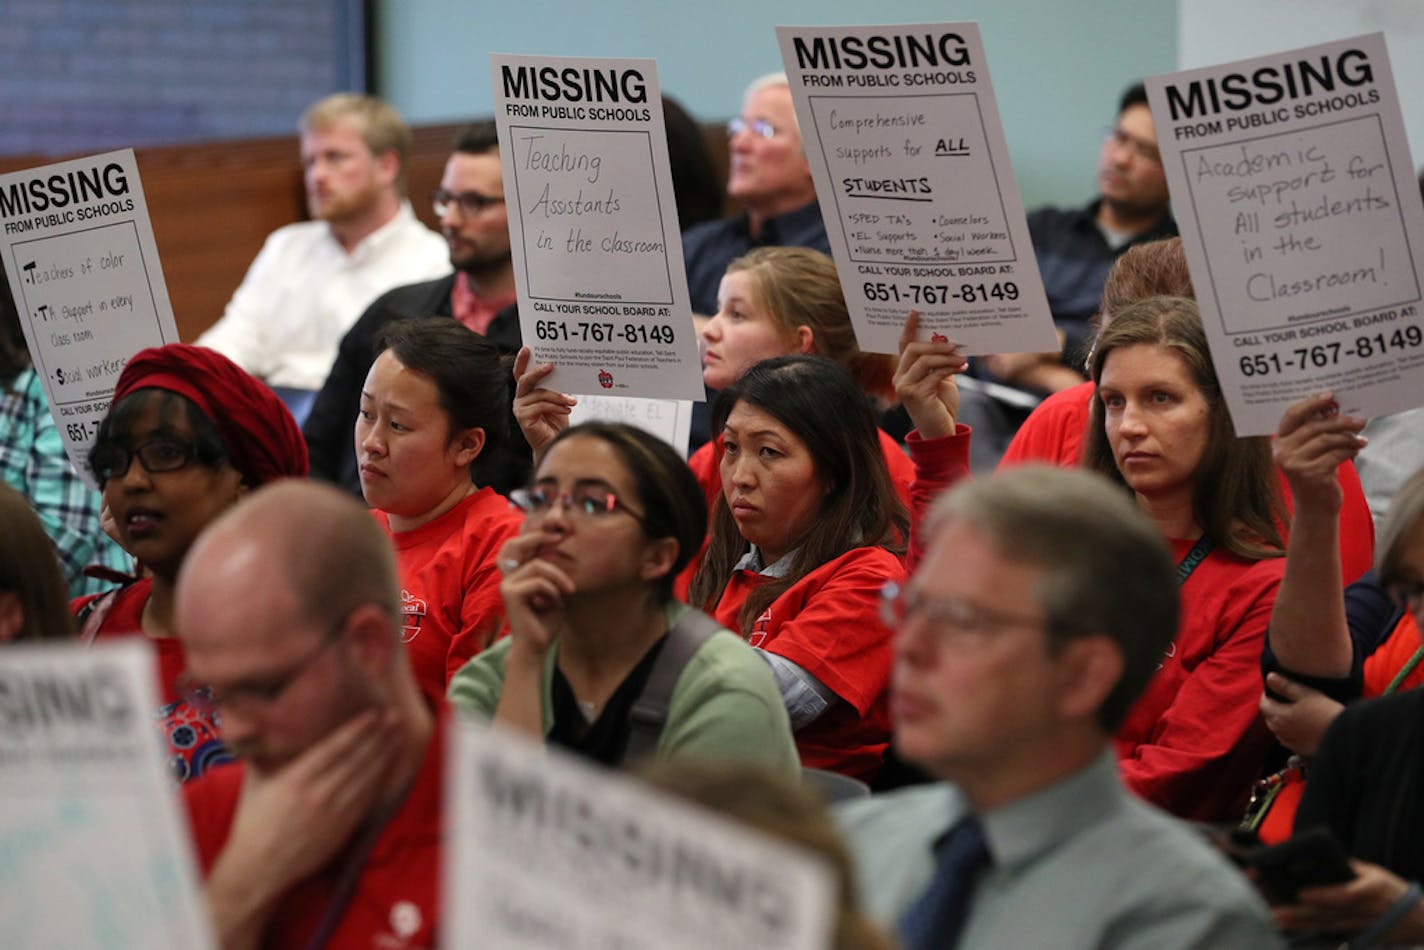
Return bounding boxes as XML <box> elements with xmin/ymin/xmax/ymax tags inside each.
<box><xmin>73</xmin><ymin>344</ymin><xmax>308</xmax><ymax>782</ymax></box>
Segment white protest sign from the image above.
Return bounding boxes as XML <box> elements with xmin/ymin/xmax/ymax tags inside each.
<box><xmin>1147</xmin><ymin>34</ymin><xmax>1424</xmax><ymax>435</ymax></box>
<box><xmin>491</xmin><ymin>55</ymin><xmax>704</xmax><ymax>401</ymax></box>
<box><xmin>776</xmin><ymin>23</ymin><xmax>1056</xmax><ymax>356</ymax></box>
<box><xmin>446</xmin><ymin>722</ymin><xmax>836</xmax><ymax>950</ymax></box>
<box><xmin>0</xmin><ymin>149</ymin><xmax>179</xmax><ymax>486</ymax></box>
<box><xmin>568</xmin><ymin>396</ymin><xmax>693</xmax><ymax>458</ymax></box>
<box><xmin>0</xmin><ymin>641</ymin><xmax>214</xmax><ymax>948</ymax></box>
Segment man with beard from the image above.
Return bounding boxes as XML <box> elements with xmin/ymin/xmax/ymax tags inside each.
<box><xmin>303</xmin><ymin>123</ymin><xmax>521</xmax><ymax>495</ymax></box>
<box><xmin>981</xmin><ymin>83</ymin><xmax>1178</xmax><ymax>396</ymax></box>
<box><xmin>197</xmin><ymin>95</ymin><xmax>449</xmax><ymax>394</ymax></box>
<box><xmin>178</xmin><ymin>481</ymin><xmax>445</xmax><ymax>949</ymax></box>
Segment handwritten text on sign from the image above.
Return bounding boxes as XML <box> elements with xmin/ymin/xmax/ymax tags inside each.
<box><xmin>492</xmin><ymin>55</ymin><xmax>703</xmax><ymax>401</ymax></box>
<box><xmin>1148</xmin><ymin>34</ymin><xmax>1424</xmax><ymax>434</ymax></box>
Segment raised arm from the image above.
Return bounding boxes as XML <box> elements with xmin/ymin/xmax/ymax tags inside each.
<box><xmin>1268</xmin><ymin>391</ymin><xmax>1367</xmax><ymax>678</ymax></box>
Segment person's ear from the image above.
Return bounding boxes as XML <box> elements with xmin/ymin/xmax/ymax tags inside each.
<box><xmin>639</xmin><ymin>537</ymin><xmax>680</xmax><ymax>584</ymax></box>
<box><xmin>1053</xmin><ymin>634</ymin><xmax>1124</xmax><ymax>726</ymax></box>
<box><xmin>343</xmin><ymin>602</ymin><xmax>399</xmax><ymax>676</ymax></box>
<box><xmin>374</xmin><ymin>149</ymin><xmax>401</xmax><ymax>189</ymax></box>
<box><xmin>451</xmin><ymin>427</ymin><xmax>487</xmax><ymax>467</ymax></box>
<box><xmin>793</xmin><ymin>325</ymin><xmax>815</xmax><ymax>354</ymax></box>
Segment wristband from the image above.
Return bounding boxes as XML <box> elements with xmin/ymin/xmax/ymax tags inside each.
<box><xmin>1349</xmin><ymin>880</ymin><xmax>1423</xmax><ymax>949</ymax></box>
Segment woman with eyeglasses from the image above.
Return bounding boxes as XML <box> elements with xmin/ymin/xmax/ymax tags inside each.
<box><xmin>447</xmin><ymin>422</ymin><xmax>798</xmax><ymax>773</ymax></box>
<box><xmin>357</xmin><ymin>317</ymin><xmax>526</xmax><ymax>696</ymax></box>
<box><xmin>687</xmin><ymin>356</ymin><xmax>908</xmax><ymax>783</ymax></box>
<box><xmin>898</xmin><ymin>296</ymin><xmax>1285</xmax><ymax>822</ymax></box>
<box><xmin>75</xmin><ymin>343</ymin><xmax>309</xmax><ymax>782</ymax></box>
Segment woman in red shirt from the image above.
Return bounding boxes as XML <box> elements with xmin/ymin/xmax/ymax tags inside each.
<box><xmin>900</xmin><ymin>296</ymin><xmax>1285</xmax><ymax>821</ymax></box>
<box><xmin>688</xmin><ymin>356</ymin><xmax>908</xmax><ymax>782</ymax></box>
<box><xmin>357</xmin><ymin>317</ymin><xmax>524</xmax><ymax>695</ymax></box>
<box><xmin>77</xmin><ymin>343</ymin><xmax>309</xmax><ymax>782</ymax></box>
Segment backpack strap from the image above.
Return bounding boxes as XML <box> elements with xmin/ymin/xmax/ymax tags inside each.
<box><xmin>623</xmin><ymin>607</ymin><xmax>723</xmax><ymax>765</ymax></box>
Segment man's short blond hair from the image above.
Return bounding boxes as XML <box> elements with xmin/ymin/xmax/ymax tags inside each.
<box><xmin>301</xmin><ymin>93</ymin><xmax>413</xmax><ymax>194</ymax></box>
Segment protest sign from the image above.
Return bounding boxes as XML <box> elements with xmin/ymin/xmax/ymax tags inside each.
<box><xmin>1147</xmin><ymin>33</ymin><xmax>1424</xmax><ymax>434</ymax></box>
<box><xmin>568</xmin><ymin>395</ymin><xmax>693</xmax><ymax>458</ymax></box>
<box><xmin>491</xmin><ymin>54</ymin><xmax>704</xmax><ymax>400</ymax></box>
<box><xmin>776</xmin><ymin>23</ymin><xmax>1056</xmax><ymax>355</ymax></box>
<box><xmin>446</xmin><ymin>723</ymin><xmax>835</xmax><ymax>949</ymax></box>
<box><xmin>0</xmin><ymin>641</ymin><xmax>213</xmax><ymax>947</ymax></box>
<box><xmin>0</xmin><ymin>149</ymin><xmax>179</xmax><ymax>486</ymax></box>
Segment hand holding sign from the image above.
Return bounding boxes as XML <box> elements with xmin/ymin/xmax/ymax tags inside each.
<box><xmin>893</xmin><ymin>310</ymin><xmax>968</xmax><ymax>439</ymax></box>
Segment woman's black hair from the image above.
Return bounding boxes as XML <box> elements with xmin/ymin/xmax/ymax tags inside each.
<box><xmin>689</xmin><ymin>355</ymin><xmax>907</xmax><ymax>633</ymax></box>
<box><xmin>541</xmin><ymin>422</ymin><xmax>708</xmax><ymax>604</ymax></box>
<box><xmin>375</xmin><ymin>316</ymin><xmax>530</xmax><ymax>488</ymax></box>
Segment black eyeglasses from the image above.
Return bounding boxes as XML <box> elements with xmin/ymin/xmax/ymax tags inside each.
<box><xmin>727</xmin><ymin>117</ymin><xmax>777</xmax><ymax>140</ymax></box>
<box><xmin>431</xmin><ymin>188</ymin><xmax>505</xmax><ymax>217</ymax></box>
<box><xmin>178</xmin><ymin>611</ymin><xmax>351</xmax><ymax>719</ymax></box>
<box><xmin>509</xmin><ymin>486</ymin><xmax>645</xmax><ymax>525</ymax></box>
<box><xmin>90</xmin><ymin>437</ymin><xmax>205</xmax><ymax>484</ymax></box>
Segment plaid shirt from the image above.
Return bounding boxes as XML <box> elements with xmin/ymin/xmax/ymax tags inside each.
<box><xmin>0</xmin><ymin>368</ymin><xmax>129</xmax><ymax>597</ymax></box>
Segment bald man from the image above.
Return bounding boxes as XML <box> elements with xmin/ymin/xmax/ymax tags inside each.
<box><xmin>175</xmin><ymin>481</ymin><xmax>442</xmax><ymax>950</ymax></box>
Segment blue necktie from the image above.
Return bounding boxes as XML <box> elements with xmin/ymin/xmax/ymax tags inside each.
<box><xmin>898</xmin><ymin>816</ymin><xmax>993</xmax><ymax>950</ymax></box>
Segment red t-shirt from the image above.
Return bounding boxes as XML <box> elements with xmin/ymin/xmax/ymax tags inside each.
<box><xmin>710</xmin><ymin>546</ymin><xmax>903</xmax><ymax>782</ymax></box>
<box><xmin>687</xmin><ymin>427</ymin><xmax>915</xmax><ymax>515</ymax></box>
<box><xmin>75</xmin><ymin>579</ymin><xmax>232</xmax><ymax>783</ymax></box>
<box><xmin>997</xmin><ymin>380</ymin><xmax>1375</xmax><ymax>582</ymax></box>
<box><xmin>184</xmin><ymin>711</ymin><xmax>446</xmax><ymax>950</ymax></box>
<box><xmin>1115</xmin><ymin>539</ymin><xmax>1284</xmax><ymax>822</ymax></box>
<box><xmin>1363</xmin><ymin>612</ymin><xmax>1424</xmax><ymax>697</ymax></box>
<box><xmin>372</xmin><ymin>488</ymin><xmax>522</xmax><ymax>693</ymax></box>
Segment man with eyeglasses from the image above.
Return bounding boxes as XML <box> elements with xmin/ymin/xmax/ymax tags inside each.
<box><xmin>836</xmin><ymin>467</ymin><xmax>1276</xmax><ymax>949</ymax></box>
<box><xmin>196</xmin><ymin>94</ymin><xmax>449</xmax><ymax>397</ymax></box>
<box><xmin>177</xmin><ymin>480</ymin><xmax>445</xmax><ymax>949</ymax></box>
<box><xmin>982</xmin><ymin>82</ymin><xmax>1178</xmax><ymax>397</ymax></box>
<box><xmin>304</xmin><ymin>122</ymin><xmax>523</xmax><ymax>497</ymax></box>
<box><xmin>680</xmin><ymin>72</ymin><xmax>830</xmax><ymax>318</ymax></box>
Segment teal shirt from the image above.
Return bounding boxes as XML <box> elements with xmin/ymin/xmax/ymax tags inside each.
<box><xmin>835</xmin><ymin>752</ymin><xmax>1280</xmax><ymax>949</ymax></box>
<box><xmin>447</xmin><ymin>603</ymin><xmax>799</xmax><ymax>777</ymax></box>
<box><xmin>0</xmin><ymin>369</ymin><xmax>129</xmax><ymax>597</ymax></box>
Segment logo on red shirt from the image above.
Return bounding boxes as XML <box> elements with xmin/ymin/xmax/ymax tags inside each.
<box><xmin>400</xmin><ymin>589</ymin><xmax>427</xmax><ymax>643</ymax></box>
<box><xmin>748</xmin><ymin>608</ymin><xmax>773</xmax><ymax>648</ymax></box>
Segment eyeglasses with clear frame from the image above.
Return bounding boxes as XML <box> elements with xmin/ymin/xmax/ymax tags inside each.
<box><xmin>431</xmin><ymin>188</ymin><xmax>505</xmax><ymax>217</ymax></box>
<box><xmin>879</xmin><ymin>580</ymin><xmax>1047</xmax><ymax>648</ymax></box>
<box><xmin>89</xmin><ymin>437</ymin><xmax>207</xmax><ymax>484</ymax></box>
<box><xmin>727</xmin><ymin>116</ymin><xmax>777</xmax><ymax>140</ymax></box>
<box><xmin>178</xmin><ymin>611</ymin><xmax>350</xmax><ymax>720</ymax></box>
<box><xmin>509</xmin><ymin>486</ymin><xmax>646</xmax><ymax>526</ymax></box>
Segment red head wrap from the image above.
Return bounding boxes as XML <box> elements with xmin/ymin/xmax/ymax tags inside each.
<box><xmin>111</xmin><ymin>344</ymin><xmax>309</xmax><ymax>486</ymax></box>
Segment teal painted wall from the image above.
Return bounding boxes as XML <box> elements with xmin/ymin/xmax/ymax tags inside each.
<box><xmin>375</xmin><ymin>1</ymin><xmax>1176</xmax><ymax>208</ymax></box>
